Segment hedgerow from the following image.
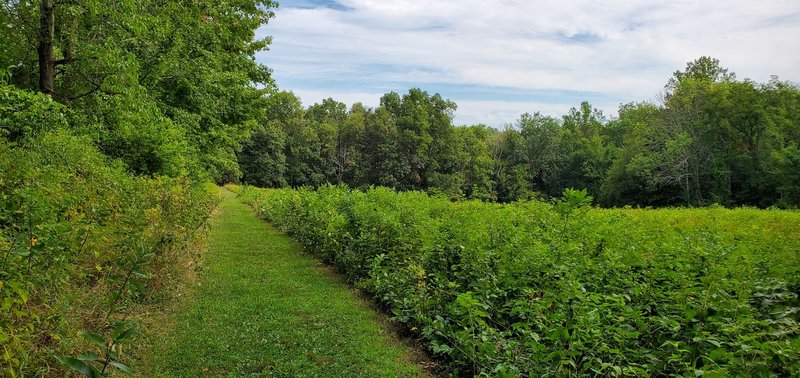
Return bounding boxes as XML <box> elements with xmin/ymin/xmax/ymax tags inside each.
<box><xmin>239</xmin><ymin>185</ymin><xmax>800</xmax><ymax>377</ymax></box>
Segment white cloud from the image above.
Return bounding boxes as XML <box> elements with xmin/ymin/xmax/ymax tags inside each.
<box><xmin>257</xmin><ymin>0</ymin><xmax>800</xmax><ymax>125</ymax></box>
<box><xmin>451</xmin><ymin>100</ymin><xmax>600</xmax><ymax>127</ymax></box>
<box><xmin>285</xmin><ymin>88</ymin><xmax>385</xmax><ymax>109</ymax></box>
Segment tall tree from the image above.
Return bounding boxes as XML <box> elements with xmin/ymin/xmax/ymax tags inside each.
<box><xmin>37</xmin><ymin>0</ymin><xmax>54</xmax><ymax>94</ymax></box>
<box><xmin>517</xmin><ymin>112</ymin><xmax>561</xmax><ymax>194</ymax></box>
<box><xmin>356</xmin><ymin>106</ymin><xmax>406</xmax><ymax>188</ymax></box>
<box><xmin>307</xmin><ymin>98</ymin><xmax>348</xmax><ymax>183</ymax></box>
<box><xmin>556</xmin><ymin>102</ymin><xmax>613</xmax><ymax>197</ymax></box>
<box><xmin>380</xmin><ymin>89</ymin><xmax>457</xmax><ymax>190</ymax></box>
<box><xmin>599</xmin><ymin>102</ymin><xmax>682</xmax><ymax>206</ymax></box>
<box><xmin>2</xmin><ymin>0</ymin><xmax>277</xmax><ymax>180</ymax></box>
<box><xmin>665</xmin><ymin>56</ymin><xmax>735</xmax><ymax>95</ymax></box>
<box><xmin>454</xmin><ymin>125</ymin><xmax>496</xmax><ymax>200</ymax></box>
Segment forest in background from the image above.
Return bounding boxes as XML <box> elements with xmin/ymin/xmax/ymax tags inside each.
<box><xmin>239</xmin><ymin>57</ymin><xmax>800</xmax><ymax>208</ymax></box>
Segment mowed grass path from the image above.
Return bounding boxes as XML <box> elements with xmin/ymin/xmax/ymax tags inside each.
<box><xmin>137</xmin><ymin>189</ymin><xmax>426</xmax><ymax>377</ymax></box>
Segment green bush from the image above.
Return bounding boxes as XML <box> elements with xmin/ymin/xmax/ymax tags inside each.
<box><xmin>1</xmin><ymin>84</ymin><xmax>218</xmax><ymax>376</ymax></box>
<box><xmin>240</xmin><ymin>185</ymin><xmax>800</xmax><ymax>376</ymax></box>
<box><xmin>0</xmin><ymin>84</ymin><xmax>67</xmax><ymax>143</ymax></box>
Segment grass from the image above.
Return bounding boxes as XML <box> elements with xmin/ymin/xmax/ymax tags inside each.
<box><xmin>135</xmin><ymin>189</ymin><xmax>428</xmax><ymax>377</ymax></box>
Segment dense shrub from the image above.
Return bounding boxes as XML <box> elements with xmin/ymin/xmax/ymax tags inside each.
<box><xmin>239</xmin><ymin>185</ymin><xmax>800</xmax><ymax>376</ymax></box>
<box><xmin>0</xmin><ymin>85</ymin><xmax>218</xmax><ymax>376</ymax></box>
<box><xmin>0</xmin><ymin>84</ymin><xmax>67</xmax><ymax>143</ymax></box>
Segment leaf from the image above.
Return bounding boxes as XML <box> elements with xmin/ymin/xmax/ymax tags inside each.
<box><xmin>543</xmin><ymin>351</ymin><xmax>561</xmax><ymax>362</ymax></box>
<box><xmin>109</xmin><ymin>361</ymin><xmax>133</xmax><ymax>374</ymax></box>
<box><xmin>431</xmin><ymin>342</ymin><xmax>452</xmax><ymax>354</ymax></box>
<box><xmin>77</xmin><ymin>352</ymin><xmax>100</xmax><ymax>361</ymax></box>
<box><xmin>624</xmin><ymin>330</ymin><xmax>640</xmax><ymax>339</ymax></box>
<box><xmin>131</xmin><ymin>269</ymin><xmax>148</xmax><ymax>278</ymax></box>
<box><xmin>709</xmin><ymin>348</ymin><xmax>728</xmax><ymax>363</ymax></box>
<box><xmin>112</xmin><ymin>321</ymin><xmax>129</xmax><ymax>340</ymax></box>
<box><xmin>16</xmin><ymin>289</ymin><xmax>28</xmax><ymax>304</ymax></box>
<box><xmin>82</xmin><ymin>332</ymin><xmax>107</xmax><ymax>349</ymax></box>
<box><xmin>115</xmin><ymin>324</ymin><xmax>139</xmax><ymax>342</ymax></box>
<box><xmin>131</xmin><ymin>279</ymin><xmax>146</xmax><ymax>295</ymax></box>
<box><xmin>55</xmin><ymin>356</ymin><xmax>93</xmax><ymax>376</ymax></box>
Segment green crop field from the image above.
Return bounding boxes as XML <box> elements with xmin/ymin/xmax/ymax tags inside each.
<box><xmin>239</xmin><ymin>185</ymin><xmax>800</xmax><ymax>377</ymax></box>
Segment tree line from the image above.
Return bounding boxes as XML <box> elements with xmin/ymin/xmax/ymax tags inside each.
<box><xmin>239</xmin><ymin>57</ymin><xmax>800</xmax><ymax>208</ymax></box>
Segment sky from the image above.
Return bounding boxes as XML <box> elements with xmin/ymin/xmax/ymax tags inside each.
<box><xmin>254</xmin><ymin>0</ymin><xmax>800</xmax><ymax>126</ymax></box>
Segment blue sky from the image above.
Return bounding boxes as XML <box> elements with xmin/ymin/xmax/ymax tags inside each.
<box><xmin>255</xmin><ymin>0</ymin><xmax>800</xmax><ymax>126</ymax></box>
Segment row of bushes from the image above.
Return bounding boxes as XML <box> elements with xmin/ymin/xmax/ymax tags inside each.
<box><xmin>238</xmin><ymin>185</ymin><xmax>800</xmax><ymax>376</ymax></box>
<box><xmin>1</xmin><ymin>86</ymin><xmax>218</xmax><ymax>376</ymax></box>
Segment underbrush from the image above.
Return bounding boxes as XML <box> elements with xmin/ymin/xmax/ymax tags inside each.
<box><xmin>238</xmin><ymin>185</ymin><xmax>800</xmax><ymax>377</ymax></box>
<box><xmin>1</xmin><ymin>86</ymin><xmax>218</xmax><ymax>376</ymax></box>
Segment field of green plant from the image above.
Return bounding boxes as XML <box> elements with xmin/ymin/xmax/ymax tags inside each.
<box><xmin>239</xmin><ymin>185</ymin><xmax>800</xmax><ymax>377</ymax></box>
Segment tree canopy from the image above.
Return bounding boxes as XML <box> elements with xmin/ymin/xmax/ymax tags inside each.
<box><xmin>2</xmin><ymin>0</ymin><xmax>276</xmax><ymax>182</ymax></box>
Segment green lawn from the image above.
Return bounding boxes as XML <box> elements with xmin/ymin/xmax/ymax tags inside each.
<box><xmin>136</xmin><ymin>189</ymin><xmax>427</xmax><ymax>377</ymax></box>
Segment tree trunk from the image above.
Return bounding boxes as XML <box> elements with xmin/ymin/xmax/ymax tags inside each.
<box><xmin>684</xmin><ymin>173</ymin><xmax>690</xmax><ymax>206</ymax></box>
<box><xmin>38</xmin><ymin>0</ymin><xmax>55</xmax><ymax>95</ymax></box>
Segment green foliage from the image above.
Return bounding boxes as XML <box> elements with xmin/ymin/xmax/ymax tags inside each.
<box><xmin>239</xmin><ymin>58</ymin><xmax>800</xmax><ymax>209</ymax></box>
<box><xmin>600</xmin><ymin>60</ymin><xmax>800</xmax><ymax>208</ymax></box>
<box><xmin>239</xmin><ymin>121</ymin><xmax>288</xmax><ymax>187</ymax></box>
<box><xmin>241</xmin><ymin>185</ymin><xmax>800</xmax><ymax>376</ymax></box>
<box><xmin>78</xmin><ymin>92</ymin><xmax>190</xmax><ymax>177</ymax></box>
<box><xmin>666</xmin><ymin>56</ymin><xmax>736</xmax><ymax>94</ymax></box>
<box><xmin>771</xmin><ymin>144</ymin><xmax>800</xmax><ymax>207</ymax></box>
<box><xmin>1</xmin><ymin>0</ymin><xmax>276</xmax><ymax>374</ymax></box>
<box><xmin>0</xmin><ymin>84</ymin><xmax>68</xmax><ymax>143</ymax></box>
<box><xmin>56</xmin><ymin>321</ymin><xmax>138</xmax><ymax>377</ymax></box>
<box><xmin>0</xmin><ymin>85</ymin><xmax>218</xmax><ymax>376</ymax></box>
<box><xmin>1</xmin><ymin>0</ymin><xmax>277</xmax><ymax>181</ymax></box>
<box><xmin>553</xmin><ymin>188</ymin><xmax>593</xmax><ymax>239</ymax></box>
